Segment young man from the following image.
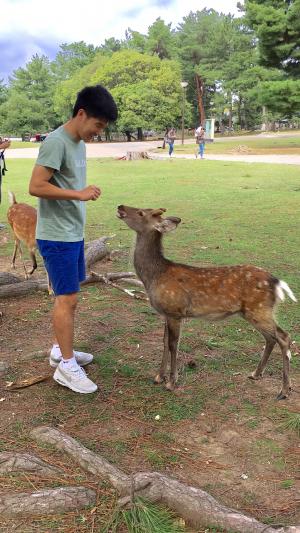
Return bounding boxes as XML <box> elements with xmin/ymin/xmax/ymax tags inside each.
<box><xmin>29</xmin><ymin>85</ymin><xmax>118</xmax><ymax>394</ymax></box>
<box><xmin>195</xmin><ymin>125</ymin><xmax>205</xmax><ymax>159</ymax></box>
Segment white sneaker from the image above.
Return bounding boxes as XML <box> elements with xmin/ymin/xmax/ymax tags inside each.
<box><xmin>53</xmin><ymin>362</ymin><xmax>98</xmax><ymax>394</ymax></box>
<box><xmin>50</xmin><ymin>346</ymin><xmax>93</xmax><ymax>368</ymax></box>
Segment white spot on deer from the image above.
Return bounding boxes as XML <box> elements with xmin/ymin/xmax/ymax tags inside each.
<box><xmin>287</xmin><ymin>350</ymin><xmax>292</xmax><ymax>361</ymax></box>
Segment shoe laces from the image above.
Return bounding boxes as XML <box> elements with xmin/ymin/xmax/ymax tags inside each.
<box><xmin>67</xmin><ymin>365</ymin><xmax>87</xmax><ymax>380</ymax></box>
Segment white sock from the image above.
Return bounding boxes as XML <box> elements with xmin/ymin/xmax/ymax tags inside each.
<box><xmin>62</xmin><ymin>356</ymin><xmax>78</xmax><ymax>368</ymax></box>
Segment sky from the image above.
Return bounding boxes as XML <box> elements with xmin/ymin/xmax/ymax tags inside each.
<box><xmin>1</xmin><ymin>0</ymin><xmax>243</xmax><ymax>82</ymax></box>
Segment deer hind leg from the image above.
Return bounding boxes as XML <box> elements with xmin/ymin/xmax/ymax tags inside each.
<box><xmin>11</xmin><ymin>239</ymin><xmax>19</xmax><ymax>269</ymax></box>
<box><xmin>165</xmin><ymin>317</ymin><xmax>181</xmax><ymax>391</ymax></box>
<box><xmin>245</xmin><ymin>309</ymin><xmax>291</xmax><ymax>399</ymax></box>
<box><xmin>275</xmin><ymin>325</ymin><xmax>291</xmax><ymax>400</ymax></box>
<box><xmin>154</xmin><ymin>319</ymin><xmax>169</xmax><ymax>384</ymax></box>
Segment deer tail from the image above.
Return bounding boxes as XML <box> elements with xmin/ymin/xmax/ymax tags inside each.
<box><xmin>276</xmin><ymin>280</ymin><xmax>297</xmax><ymax>303</ymax></box>
<box><xmin>8</xmin><ymin>191</ymin><xmax>17</xmax><ymax>205</ymax></box>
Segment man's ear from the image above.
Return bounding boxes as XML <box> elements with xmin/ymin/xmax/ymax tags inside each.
<box><xmin>155</xmin><ymin>216</ymin><xmax>181</xmax><ymax>233</ymax></box>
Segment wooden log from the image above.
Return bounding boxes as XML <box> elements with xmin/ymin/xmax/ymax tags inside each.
<box><xmin>0</xmin><ymin>279</ymin><xmax>48</xmax><ymax>298</ymax></box>
<box><xmin>84</xmin><ymin>236</ymin><xmax>112</xmax><ymax>271</ymax></box>
<box><xmin>30</xmin><ymin>426</ymin><xmax>299</xmax><ymax>533</ymax></box>
<box><xmin>0</xmin><ymin>272</ymin><xmax>23</xmax><ymax>286</ymax></box>
<box><xmin>0</xmin><ymin>271</ymin><xmax>140</xmax><ymax>299</ymax></box>
<box><xmin>0</xmin><ymin>487</ymin><xmax>96</xmax><ymax>517</ymax></box>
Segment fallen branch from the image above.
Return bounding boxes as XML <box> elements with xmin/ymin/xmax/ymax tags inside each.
<box><xmin>0</xmin><ymin>487</ymin><xmax>96</xmax><ymax>517</ymax></box>
<box><xmin>0</xmin><ymin>452</ymin><xmax>62</xmax><ymax>476</ymax></box>
<box><xmin>30</xmin><ymin>426</ymin><xmax>299</xmax><ymax>533</ymax></box>
<box><xmin>83</xmin><ymin>272</ymin><xmax>148</xmax><ymax>300</ymax></box>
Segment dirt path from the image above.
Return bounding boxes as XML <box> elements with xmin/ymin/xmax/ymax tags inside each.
<box><xmin>4</xmin><ymin>138</ymin><xmax>300</xmax><ymax>165</ymax></box>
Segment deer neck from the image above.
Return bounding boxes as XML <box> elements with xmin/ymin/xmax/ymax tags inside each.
<box><xmin>134</xmin><ymin>231</ymin><xmax>169</xmax><ymax>288</ymax></box>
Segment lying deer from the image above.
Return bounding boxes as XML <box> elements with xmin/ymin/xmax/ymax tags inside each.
<box><xmin>117</xmin><ymin>205</ymin><xmax>297</xmax><ymax>400</ymax></box>
<box><xmin>7</xmin><ymin>191</ymin><xmax>37</xmax><ymax>279</ymax></box>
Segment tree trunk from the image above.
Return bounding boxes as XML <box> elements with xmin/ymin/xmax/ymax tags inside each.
<box><xmin>195</xmin><ymin>73</ymin><xmax>206</xmax><ymax>126</ymax></box>
<box><xmin>137</xmin><ymin>127</ymin><xmax>144</xmax><ymax>141</ymax></box>
<box><xmin>126</xmin><ymin>152</ymin><xmax>150</xmax><ymax>160</ymax></box>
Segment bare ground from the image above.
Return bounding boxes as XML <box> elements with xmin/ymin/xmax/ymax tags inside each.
<box><xmin>0</xmin><ymin>250</ymin><xmax>299</xmax><ymax>532</ymax></box>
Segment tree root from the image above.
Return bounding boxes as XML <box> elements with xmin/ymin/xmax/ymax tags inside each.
<box><xmin>0</xmin><ymin>452</ymin><xmax>62</xmax><ymax>476</ymax></box>
<box><xmin>29</xmin><ymin>426</ymin><xmax>300</xmax><ymax>533</ymax></box>
<box><xmin>0</xmin><ymin>487</ymin><xmax>96</xmax><ymax>517</ymax></box>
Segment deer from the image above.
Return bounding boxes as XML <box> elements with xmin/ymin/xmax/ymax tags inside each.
<box><xmin>117</xmin><ymin>205</ymin><xmax>297</xmax><ymax>400</ymax></box>
<box><xmin>7</xmin><ymin>191</ymin><xmax>37</xmax><ymax>279</ymax></box>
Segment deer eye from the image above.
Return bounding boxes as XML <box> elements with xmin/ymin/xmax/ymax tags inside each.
<box><xmin>138</xmin><ymin>210</ymin><xmax>144</xmax><ymax>217</ymax></box>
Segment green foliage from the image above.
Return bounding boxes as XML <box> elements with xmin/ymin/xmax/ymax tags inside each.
<box><xmin>102</xmin><ymin>498</ymin><xmax>186</xmax><ymax>533</ymax></box>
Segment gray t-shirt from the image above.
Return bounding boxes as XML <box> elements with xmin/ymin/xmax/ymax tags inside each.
<box><xmin>35</xmin><ymin>126</ymin><xmax>86</xmax><ymax>242</ymax></box>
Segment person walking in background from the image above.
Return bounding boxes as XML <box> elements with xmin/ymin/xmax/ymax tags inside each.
<box><xmin>195</xmin><ymin>125</ymin><xmax>205</xmax><ymax>159</ymax></box>
<box><xmin>29</xmin><ymin>85</ymin><xmax>118</xmax><ymax>394</ymax></box>
<box><xmin>166</xmin><ymin>127</ymin><xmax>176</xmax><ymax>157</ymax></box>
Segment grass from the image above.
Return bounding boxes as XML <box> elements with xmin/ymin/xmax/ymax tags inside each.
<box><xmin>280</xmin><ymin>411</ymin><xmax>300</xmax><ymax>436</ymax></box>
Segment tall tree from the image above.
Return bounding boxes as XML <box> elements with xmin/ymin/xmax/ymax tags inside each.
<box><xmin>1</xmin><ymin>55</ymin><xmax>58</xmax><ymax>134</ymax></box>
<box><xmin>243</xmin><ymin>0</ymin><xmax>300</xmax><ymax>117</ymax></box>
<box><xmin>145</xmin><ymin>18</ymin><xmax>176</xmax><ymax>59</ymax></box>
<box><xmin>52</xmin><ymin>41</ymin><xmax>100</xmax><ymax>81</ymax></box>
<box><xmin>54</xmin><ymin>50</ymin><xmax>191</xmax><ymax>134</ymax></box>
<box><xmin>243</xmin><ymin>0</ymin><xmax>300</xmax><ymax>75</ymax></box>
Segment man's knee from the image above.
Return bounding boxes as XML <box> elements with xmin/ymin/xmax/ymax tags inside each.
<box><xmin>55</xmin><ymin>293</ymin><xmax>78</xmax><ymax>310</ymax></box>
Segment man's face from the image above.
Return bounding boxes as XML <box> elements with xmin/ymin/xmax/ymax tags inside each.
<box><xmin>77</xmin><ymin>110</ymin><xmax>108</xmax><ymax>142</ymax></box>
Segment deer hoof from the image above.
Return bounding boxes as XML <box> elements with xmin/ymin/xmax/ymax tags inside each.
<box><xmin>165</xmin><ymin>381</ymin><xmax>175</xmax><ymax>391</ymax></box>
<box><xmin>248</xmin><ymin>372</ymin><xmax>262</xmax><ymax>381</ymax></box>
<box><xmin>153</xmin><ymin>374</ymin><xmax>165</xmax><ymax>384</ymax></box>
<box><xmin>276</xmin><ymin>391</ymin><xmax>288</xmax><ymax>401</ymax></box>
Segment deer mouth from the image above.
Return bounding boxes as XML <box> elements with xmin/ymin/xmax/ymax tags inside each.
<box><xmin>117</xmin><ymin>206</ymin><xmax>127</xmax><ymax>219</ymax></box>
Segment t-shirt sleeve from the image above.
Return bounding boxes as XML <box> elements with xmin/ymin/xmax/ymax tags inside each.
<box><xmin>36</xmin><ymin>136</ymin><xmax>64</xmax><ymax>171</ymax></box>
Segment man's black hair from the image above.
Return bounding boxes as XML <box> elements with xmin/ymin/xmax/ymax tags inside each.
<box><xmin>73</xmin><ymin>85</ymin><xmax>118</xmax><ymax>122</ymax></box>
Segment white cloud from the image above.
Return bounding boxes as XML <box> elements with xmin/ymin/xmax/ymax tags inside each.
<box><xmin>2</xmin><ymin>0</ymin><xmax>242</xmax><ymax>45</ymax></box>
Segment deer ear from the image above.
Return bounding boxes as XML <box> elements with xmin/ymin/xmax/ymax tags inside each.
<box><xmin>152</xmin><ymin>208</ymin><xmax>166</xmax><ymax>217</ymax></box>
<box><xmin>155</xmin><ymin>216</ymin><xmax>181</xmax><ymax>233</ymax></box>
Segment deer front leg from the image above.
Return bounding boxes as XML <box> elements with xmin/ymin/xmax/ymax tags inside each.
<box><xmin>154</xmin><ymin>319</ymin><xmax>169</xmax><ymax>384</ymax></box>
<box><xmin>165</xmin><ymin>317</ymin><xmax>181</xmax><ymax>391</ymax></box>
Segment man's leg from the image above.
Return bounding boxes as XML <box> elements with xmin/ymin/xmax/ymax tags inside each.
<box><xmin>53</xmin><ymin>293</ymin><xmax>78</xmax><ymax>359</ymax></box>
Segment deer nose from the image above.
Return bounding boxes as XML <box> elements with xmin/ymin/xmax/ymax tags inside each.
<box><xmin>118</xmin><ymin>205</ymin><xmax>124</xmax><ymax>209</ymax></box>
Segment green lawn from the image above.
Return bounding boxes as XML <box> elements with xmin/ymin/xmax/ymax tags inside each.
<box><xmin>2</xmin><ymin>156</ymin><xmax>299</xmax><ymax>292</ymax></box>
<box><xmin>169</xmin><ymin>135</ymin><xmax>300</xmax><ymax>155</ymax></box>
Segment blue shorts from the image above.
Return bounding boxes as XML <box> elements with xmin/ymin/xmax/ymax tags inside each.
<box><xmin>37</xmin><ymin>239</ymin><xmax>86</xmax><ymax>296</ymax></box>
